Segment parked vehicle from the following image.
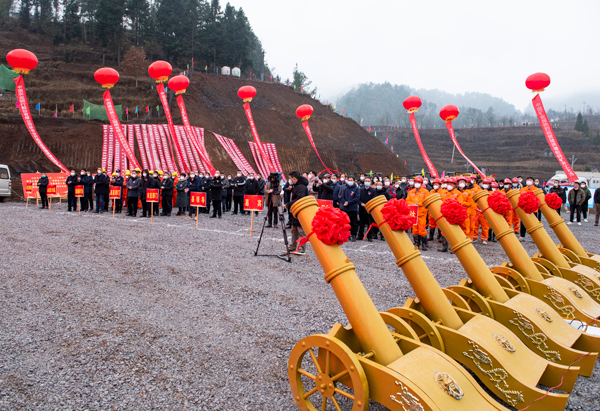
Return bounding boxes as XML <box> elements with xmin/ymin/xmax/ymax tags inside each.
<box><xmin>0</xmin><ymin>164</ymin><xmax>11</xmax><ymax>202</ymax></box>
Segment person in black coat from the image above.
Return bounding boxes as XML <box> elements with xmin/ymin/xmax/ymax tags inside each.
<box><xmin>282</xmin><ymin>178</ymin><xmax>293</xmax><ymax>228</ymax></box>
<box><xmin>284</xmin><ymin>171</ymin><xmax>309</xmax><ymax>254</ymax></box>
<box><xmin>150</xmin><ymin>171</ymin><xmax>161</xmax><ymax>216</ymax></box>
<box><xmin>231</xmin><ymin>171</ymin><xmax>246</xmax><ymax>215</ymax></box>
<box><xmin>160</xmin><ymin>172</ymin><xmax>174</xmax><ymax>216</ymax></box>
<box><xmin>140</xmin><ymin>170</ymin><xmax>152</xmax><ymax>218</ymax></box>
<box><xmin>244</xmin><ymin>173</ymin><xmax>260</xmax><ymax>216</ymax></box>
<box><xmin>93</xmin><ymin>168</ymin><xmax>109</xmax><ymax>213</ymax></box>
<box><xmin>358</xmin><ymin>179</ymin><xmax>376</xmax><ymax>241</ymax></box>
<box><xmin>65</xmin><ymin>170</ymin><xmax>79</xmax><ymax>212</ymax></box>
<box><xmin>316</xmin><ymin>174</ymin><xmax>334</xmax><ymax>200</ymax></box>
<box><xmin>78</xmin><ymin>170</ymin><xmax>90</xmax><ymax>211</ymax></box>
<box><xmin>111</xmin><ymin>170</ymin><xmax>124</xmax><ymax>213</ymax></box>
<box><xmin>37</xmin><ymin>173</ymin><xmax>49</xmax><ymax>209</ymax></box>
<box><xmin>225</xmin><ymin>174</ymin><xmax>233</xmax><ymax>212</ymax></box>
<box><xmin>548</xmin><ymin>180</ymin><xmax>567</xmax><ymax>216</ymax></box>
<box><xmin>126</xmin><ymin>171</ymin><xmax>141</xmax><ymax>216</ymax></box>
<box><xmin>209</xmin><ymin>171</ymin><xmax>224</xmax><ymax>218</ymax></box>
<box><xmin>186</xmin><ymin>172</ymin><xmax>201</xmax><ymax>217</ymax></box>
<box><xmin>84</xmin><ymin>170</ymin><xmax>94</xmax><ymax>211</ymax></box>
<box><xmin>200</xmin><ymin>173</ymin><xmax>213</xmax><ymax>215</ymax></box>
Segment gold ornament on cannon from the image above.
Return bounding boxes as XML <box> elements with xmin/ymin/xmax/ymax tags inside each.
<box><xmin>288</xmin><ymin>196</ymin><xmax>510</xmax><ymax>411</ymax></box>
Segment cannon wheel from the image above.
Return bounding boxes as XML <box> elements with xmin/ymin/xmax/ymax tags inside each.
<box><xmin>288</xmin><ymin>334</ymin><xmax>369</xmax><ymax>411</ymax></box>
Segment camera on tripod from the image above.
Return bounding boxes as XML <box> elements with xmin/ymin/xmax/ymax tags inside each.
<box><xmin>268</xmin><ymin>171</ymin><xmax>282</xmax><ymax>187</ymax></box>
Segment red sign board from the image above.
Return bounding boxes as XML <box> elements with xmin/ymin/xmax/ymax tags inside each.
<box><xmin>109</xmin><ymin>186</ymin><xmax>122</xmax><ymax>199</ymax></box>
<box><xmin>75</xmin><ymin>185</ymin><xmax>84</xmax><ymax>197</ymax></box>
<box><xmin>190</xmin><ymin>192</ymin><xmax>207</xmax><ymax>208</ymax></box>
<box><xmin>47</xmin><ymin>185</ymin><xmax>57</xmax><ymax>196</ymax></box>
<box><xmin>408</xmin><ymin>205</ymin><xmax>419</xmax><ymax>225</ymax></box>
<box><xmin>20</xmin><ymin>173</ymin><xmax>68</xmax><ymax>198</ymax></box>
<box><xmin>146</xmin><ymin>188</ymin><xmax>159</xmax><ymax>202</ymax></box>
<box><xmin>316</xmin><ymin>199</ymin><xmax>334</xmax><ymax>208</ymax></box>
<box><xmin>244</xmin><ymin>195</ymin><xmax>263</xmax><ymax>211</ymax></box>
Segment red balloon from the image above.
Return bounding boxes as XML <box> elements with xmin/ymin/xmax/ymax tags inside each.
<box><xmin>525</xmin><ymin>72</ymin><xmax>551</xmax><ymax>92</ymax></box>
<box><xmin>7</xmin><ymin>49</ymin><xmax>38</xmax><ymax>74</ymax></box>
<box><xmin>439</xmin><ymin>105</ymin><xmax>459</xmax><ymax>122</ymax></box>
<box><xmin>296</xmin><ymin>104</ymin><xmax>314</xmax><ymax>120</ymax></box>
<box><xmin>168</xmin><ymin>75</ymin><xmax>190</xmax><ymax>95</ymax></box>
<box><xmin>94</xmin><ymin>67</ymin><xmax>120</xmax><ymax>88</ymax></box>
<box><xmin>148</xmin><ymin>60</ymin><xmax>172</xmax><ymax>82</ymax></box>
<box><xmin>403</xmin><ymin>96</ymin><xmax>422</xmax><ymax>113</ymax></box>
<box><xmin>238</xmin><ymin>85</ymin><xmax>256</xmax><ymax>102</ymax></box>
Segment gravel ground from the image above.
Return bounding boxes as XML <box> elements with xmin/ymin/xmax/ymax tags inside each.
<box><xmin>0</xmin><ymin>202</ymin><xmax>598</xmax><ymax>410</ymax></box>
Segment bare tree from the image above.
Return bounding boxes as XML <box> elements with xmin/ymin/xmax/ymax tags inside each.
<box><xmin>122</xmin><ymin>47</ymin><xmax>149</xmax><ymax>88</ymax></box>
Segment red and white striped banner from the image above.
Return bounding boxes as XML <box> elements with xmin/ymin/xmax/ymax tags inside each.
<box><xmin>193</xmin><ymin>128</ymin><xmax>215</xmax><ymax>172</ymax></box>
<box><xmin>152</xmin><ymin>124</ymin><xmax>168</xmax><ymax>172</ymax></box>
<box><xmin>147</xmin><ymin>125</ymin><xmax>162</xmax><ymax>171</ymax></box>
<box><xmin>114</xmin><ymin>128</ymin><xmax>121</xmax><ymax>172</ymax></box>
<box><xmin>157</xmin><ymin>83</ymin><xmax>188</xmax><ymax>173</ymax></box>
<box><xmin>213</xmin><ymin>133</ymin><xmax>255</xmax><ymax>175</ymax></box>
<box><xmin>157</xmin><ymin>125</ymin><xmax>176</xmax><ymax>172</ymax></box>
<box><xmin>264</xmin><ymin>143</ymin><xmax>284</xmax><ymax>175</ymax></box>
<box><xmin>128</xmin><ymin>124</ymin><xmax>135</xmax><ymax>171</ymax></box>
<box><xmin>103</xmin><ymin>89</ymin><xmax>140</xmax><ymax>169</ymax></box>
<box><xmin>134</xmin><ymin>125</ymin><xmax>149</xmax><ymax>170</ymax></box>
<box><xmin>107</xmin><ymin>125</ymin><xmax>115</xmax><ymax>173</ymax></box>
<box><xmin>176</xmin><ymin>94</ymin><xmax>216</xmax><ymax>174</ymax></box>
<box><xmin>162</xmin><ymin>125</ymin><xmax>183</xmax><ymax>173</ymax></box>
<box><xmin>174</xmin><ymin>125</ymin><xmax>195</xmax><ymax>171</ymax></box>
<box><xmin>249</xmin><ymin>142</ymin><xmax>269</xmax><ymax>178</ymax></box>
<box><xmin>141</xmin><ymin>125</ymin><xmax>155</xmax><ymax>170</ymax></box>
<box><xmin>176</xmin><ymin>125</ymin><xmax>201</xmax><ymax>172</ymax></box>
<box><xmin>102</xmin><ymin>125</ymin><xmax>109</xmax><ymax>171</ymax></box>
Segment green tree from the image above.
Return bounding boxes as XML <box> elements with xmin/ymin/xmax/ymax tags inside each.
<box><xmin>592</xmin><ymin>131</ymin><xmax>600</xmax><ymax>146</ymax></box>
<box><xmin>19</xmin><ymin>0</ymin><xmax>31</xmax><ymax>27</ymax></box>
<box><xmin>582</xmin><ymin>119</ymin><xmax>590</xmax><ymax>136</ymax></box>
<box><xmin>574</xmin><ymin>112</ymin><xmax>583</xmax><ymax>131</ymax></box>
<box><xmin>95</xmin><ymin>0</ymin><xmax>125</xmax><ymax>65</ymax></box>
<box><xmin>292</xmin><ymin>63</ymin><xmax>311</xmax><ymax>93</ymax></box>
<box><xmin>126</xmin><ymin>0</ymin><xmax>149</xmax><ymax>46</ymax></box>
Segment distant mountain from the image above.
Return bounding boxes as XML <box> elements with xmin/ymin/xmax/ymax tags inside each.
<box><xmin>335</xmin><ymin>82</ymin><xmax>522</xmax><ymax>127</ymax></box>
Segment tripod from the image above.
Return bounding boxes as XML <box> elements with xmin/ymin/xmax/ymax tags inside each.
<box><xmin>254</xmin><ymin>193</ymin><xmax>292</xmax><ymax>262</ymax></box>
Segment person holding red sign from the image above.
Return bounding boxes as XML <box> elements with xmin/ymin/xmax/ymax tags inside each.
<box><xmin>37</xmin><ymin>173</ymin><xmax>49</xmax><ymax>209</ymax></box>
<box><xmin>111</xmin><ymin>170</ymin><xmax>124</xmax><ymax>214</ymax></box>
<box><xmin>160</xmin><ymin>172</ymin><xmax>174</xmax><ymax>216</ymax></box>
<box><xmin>406</xmin><ymin>176</ymin><xmax>430</xmax><ymax>251</ymax></box>
<box><xmin>66</xmin><ymin>170</ymin><xmax>79</xmax><ymax>212</ymax></box>
<box><xmin>93</xmin><ymin>168</ymin><xmax>109</xmax><ymax>213</ymax></box>
<box><xmin>186</xmin><ymin>172</ymin><xmax>201</xmax><ymax>218</ymax></box>
<box><xmin>126</xmin><ymin>170</ymin><xmax>141</xmax><ymax>216</ymax></box>
<box><xmin>140</xmin><ymin>170</ymin><xmax>152</xmax><ymax>218</ymax></box>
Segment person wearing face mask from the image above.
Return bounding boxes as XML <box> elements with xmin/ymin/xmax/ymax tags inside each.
<box><xmin>594</xmin><ymin>184</ymin><xmax>600</xmax><ymax>226</ymax></box>
<box><xmin>437</xmin><ymin>178</ymin><xmax>460</xmax><ymax>252</ymax></box>
<box><xmin>405</xmin><ymin>176</ymin><xmax>431</xmax><ymax>250</ymax></box>
<box><xmin>139</xmin><ymin>169</ymin><xmax>152</xmax><ymax>218</ymax></box>
<box><xmin>358</xmin><ymin>174</ymin><xmax>366</xmax><ymax>188</ymax></box>
<box><xmin>454</xmin><ymin>176</ymin><xmax>474</xmax><ymax>237</ymax></box>
<box><xmin>219</xmin><ymin>173</ymin><xmax>229</xmax><ymax>214</ymax></box>
<box><xmin>200</xmin><ymin>172</ymin><xmax>213</xmax><ymax>215</ymax></box>
<box><xmin>175</xmin><ymin>173</ymin><xmax>189</xmax><ymax>215</ymax></box>
<box><xmin>111</xmin><ymin>170</ymin><xmax>124</xmax><ymax>214</ymax></box>
<box><xmin>85</xmin><ymin>170</ymin><xmax>95</xmax><ymax>211</ymax></box>
<box><xmin>126</xmin><ymin>170</ymin><xmax>141</xmax><ymax>216</ymax></box>
<box><xmin>231</xmin><ymin>170</ymin><xmax>246</xmax><ymax>215</ymax></box>
<box><xmin>283</xmin><ymin>171</ymin><xmax>309</xmax><ymax>254</ymax></box>
<box><xmin>488</xmin><ymin>182</ymin><xmax>500</xmax><ymax>242</ymax></box>
<box><xmin>517</xmin><ymin>176</ymin><xmax>524</xmax><ymax>188</ymax></box>
<box><xmin>340</xmin><ymin>176</ymin><xmax>360</xmax><ymax>241</ymax></box>
<box><xmin>332</xmin><ymin>175</ymin><xmax>345</xmax><ymax>208</ymax></box>
<box><xmin>37</xmin><ymin>173</ymin><xmax>49</xmax><ymax>209</ymax></box>
<box><xmin>357</xmin><ymin>178</ymin><xmax>376</xmax><ymax>242</ymax></box>
<box><xmin>518</xmin><ymin>177</ymin><xmax>538</xmax><ymax>238</ymax></box>
<box><xmin>264</xmin><ymin>173</ymin><xmax>281</xmax><ymax>228</ymax></box>
<box><xmin>507</xmin><ymin>177</ymin><xmax>521</xmax><ymax>234</ymax></box>
<box><xmin>547</xmin><ymin>180</ymin><xmax>566</xmax><ymax>216</ymax></box>
<box><xmin>159</xmin><ymin>172</ymin><xmax>174</xmax><ymax>216</ymax></box>
<box><xmin>567</xmin><ymin>181</ymin><xmax>586</xmax><ymax>225</ymax></box>
<box><xmin>579</xmin><ymin>180</ymin><xmax>591</xmax><ymax>223</ymax></box>
<box><xmin>317</xmin><ymin>173</ymin><xmax>334</xmax><ymax>200</ymax></box>
<box><xmin>148</xmin><ymin>171</ymin><xmax>161</xmax><ymax>216</ymax></box>
<box><xmin>471</xmin><ymin>177</ymin><xmax>491</xmax><ymax>244</ymax></box>
<box><xmin>407</xmin><ymin>177</ymin><xmax>415</xmax><ymax>191</ymax></box>
<box><xmin>93</xmin><ymin>168</ymin><xmax>109</xmax><ymax>213</ymax></box>
<box><xmin>208</xmin><ymin>171</ymin><xmax>223</xmax><ymax>218</ymax></box>
<box><xmin>244</xmin><ymin>173</ymin><xmax>260</xmax><ymax>216</ymax></box>
<box><xmin>399</xmin><ymin>177</ymin><xmax>408</xmax><ymax>193</ymax></box>
<box><xmin>427</xmin><ymin>178</ymin><xmax>445</xmax><ymax>242</ymax></box>
<box><xmin>498</xmin><ymin>180</ymin><xmax>505</xmax><ymax>191</ymax></box>
<box><xmin>225</xmin><ymin>174</ymin><xmax>233</xmax><ymax>212</ymax></box>
<box><xmin>65</xmin><ymin>169</ymin><xmax>79</xmax><ymax>212</ymax></box>
<box><xmin>79</xmin><ymin>170</ymin><xmax>91</xmax><ymax>211</ymax></box>
<box><xmin>186</xmin><ymin>172</ymin><xmax>201</xmax><ymax>218</ymax></box>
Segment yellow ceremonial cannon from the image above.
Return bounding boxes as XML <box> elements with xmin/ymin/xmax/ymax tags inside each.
<box><xmin>533</xmin><ymin>188</ymin><xmax>600</xmax><ymax>271</ymax></box>
<box><xmin>289</xmin><ymin>197</ymin><xmax>510</xmax><ymax>411</ymax></box>
<box><xmin>366</xmin><ymin>195</ymin><xmax>585</xmax><ymax>405</ymax></box>
<box><xmin>505</xmin><ymin>189</ymin><xmax>600</xmax><ymax>311</ymax></box>
<box><xmin>470</xmin><ymin>190</ymin><xmax>599</xmax><ymax>371</ymax></box>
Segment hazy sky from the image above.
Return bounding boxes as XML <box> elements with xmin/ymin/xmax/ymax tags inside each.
<box><xmin>235</xmin><ymin>0</ymin><xmax>600</xmax><ymax>112</ymax></box>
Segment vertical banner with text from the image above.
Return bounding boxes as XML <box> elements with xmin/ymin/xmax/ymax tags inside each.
<box><xmin>103</xmin><ymin>89</ymin><xmax>141</xmax><ymax>170</ymax></box>
<box><xmin>409</xmin><ymin>113</ymin><xmax>439</xmax><ymax>178</ymax></box>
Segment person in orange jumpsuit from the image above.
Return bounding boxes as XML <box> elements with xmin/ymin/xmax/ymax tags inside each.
<box><xmin>406</xmin><ymin>176</ymin><xmax>431</xmax><ymax>251</ymax></box>
<box><xmin>508</xmin><ymin>177</ymin><xmax>521</xmax><ymax>235</ymax></box>
<box><xmin>518</xmin><ymin>176</ymin><xmax>537</xmax><ymax>240</ymax></box>
<box><xmin>467</xmin><ymin>175</ymin><xmax>481</xmax><ymax>240</ymax></box>
<box><xmin>428</xmin><ymin>178</ymin><xmax>445</xmax><ymax>242</ymax></box>
<box><xmin>438</xmin><ymin>177</ymin><xmax>460</xmax><ymax>252</ymax></box>
<box><xmin>472</xmin><ymin>177</ymin><xmax>492</xmax><ymax>244</ymax></box>
<box><xmin>454</xmin><ymin>176</ymin><xmax>475</xmax><ymax>237</ymax></box>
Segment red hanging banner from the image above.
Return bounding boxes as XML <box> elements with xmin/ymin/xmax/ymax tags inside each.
<box><xmin>176</xmin><ymin>95</ymin><xmax>216</xmax><ymax>174</ymax></box>
<box><xmin>301</xmin><ymin>121</ymin><xmax>339</xmax><ymax>175</ymax></box>
<box><xmin>243</xmin><ymin>101</ymin><xmax>274</xmax><ymax>172</ymax></box>
<box><xmin>102</xmin><ymin>125</ymin><xmax>109</xmax><ymax>171</ymax></box>
<box><xmin>445</xmin><ymin>122</ymin><xmax>486</xmax><ymax>178</ymax></box>
<box><xmin>134</xmin><ymin>125</ymin><xmax>149</xmax><ymax>170</ymax></box>
<box><xmin>409</xmin><ymin>113</ymin><xmax>439</xmax><ymax>178</ymax></box>
<box><xmin>128</xmin><ymin>124</ymin><xmax>135</xmax><ymax>172</ymax></box>
<box><xmin>14</xmin><ymin>75</ymin><xmax>69</xmax><ymax>173</ymax></box>
<box><xmin>107</xmin><ymin>124</ymin><xmax>115</xmax><ymax>173</ymax></box>
<box><xmin>103</xmin><ymin>89</ymin><xmax>141</xmax><ymax>170</ymax></box>
<box><xmin>157</xmin><ymin>83</ymin><xmax>188</xmax><ymax>172</ymax></box>
<box><xmin>532</xmin><ymin>94</ymin><xmax>577</xmax><ymax>182</ymax></box>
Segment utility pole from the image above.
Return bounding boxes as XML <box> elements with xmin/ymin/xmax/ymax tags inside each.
<box><xmin>570</xmin><ymin>155</ymin><xmax>577</xmax><ymax>168</ymax></box>
<box><xmin>450</xmin><ymin>144</ymin><xmax>455</xmax><ymax>163</ymax></box>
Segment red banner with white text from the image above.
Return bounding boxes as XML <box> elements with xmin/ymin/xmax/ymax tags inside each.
<box><xmin>102</xmin><ymin>125</ymin><xmax>108</xmax><ymax>171</ymax></box>
<box><xmin>176</xmin><ymin>95</ymin><xmax>216</xmax><ymax>174</ymax></box>
<box><xmin>103</xmin><ymin>89</ymin><xmax>140</xmax><ymax>169</ymax></box>
<box><xmin>409</xmin><ymin>113</ymin><xmax>439</xmax><ymax>178</ymax></box>
<box><xmin>532</xmin><ymin>94</ymin><xmax>577</xmax><ymax>182</ymax></box>
<box><xmin>445</xmin><ymin>122</ymin><xmax>486</xmax><ymax>178</ymax></box>
<box><xmin>21</xmin><ymin>173</ymin><xmax>69</xmax><ymax>198</ymax></box>
<box><xmin>302</xmin><ymin>121</ymin><xmax>338</xmax><ymax>175</ymax></box>
<box><xmin>134</xmin><ymin>125</ymin><xmax>149</xmax><ymax>170</ymax></box>
<box><xmin>157</xmin><ymin>83</ymin><xmax>188</xmax><ymax>172</ymax></box>
<box><xmin>243</xmin><ymin>101</ymin><xmax>274</xmax><ymax>172</ymax></box>
<box><xmin>14</xmin><ymin>76</ymin><xmax>69</xmax><ymax>173</ymax></box>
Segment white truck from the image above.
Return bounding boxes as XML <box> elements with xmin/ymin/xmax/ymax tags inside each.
<box><xmin>0</xmin><ymin>164</ymin><xmax>11</xmax><ymax>202</ymax></box>
<box><xmin>547</xmin><ymin>171</ymin><xmax>598</xmax><ymax>209</ymax></box>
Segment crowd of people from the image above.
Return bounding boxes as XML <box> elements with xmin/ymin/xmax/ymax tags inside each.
<box><xmin>34</xmin><ymin>169</ymin><xmax>597</xmax><ymax>255</ymax></box>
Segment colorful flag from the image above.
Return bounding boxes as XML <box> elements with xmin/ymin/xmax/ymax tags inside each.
<box><xmin>15</xmin><ymin>101</ymin><xmax>19</xmax><ymax>108</ymax></box>
<box><xmin>421</xmin><ymin>169</ymin><xmax>425</xmax><ymax>176</ymax></box>
<box><xmin>69</xmin><ymin>104</ymin><xmax>74</xmax><ymax>112</ymax></box>
<box><xmin>135</xmin><ymin>106</ymin><xmax>138</xmax><ymax>113</ymax></box>
<box><xmin>53</xmin><ymin>104</ymin><xmax>57</xmax><ymax>118</ymax></box>
<box><xmin>126</xmin><ymin>107</ymin><xmax>128</xmax><ymax>114</ymax></box>
<box><xmin>145</xmin><ymin>106</ymin><xmax>149</xmax><ymax>113</ymax></box>
<box><xmin>86</xmin><ymin>107</ymin><xmax>90</xmax><ymax>115</ymax></box>
<box><xmin>385</xmin><ymin>138</ymin><xmax>388</xmax><ymax>144</ymax></box>
<box><xmin>391</xmin><ymin>173</ymin><xmax>394</xmax><ymax>181</ymax></box>
<box><xmin>369</xmin><ymin>170</ymin><xmax>373</xmax><ymax>177</ymax></box>
<box><xmin>361</xmin><ymin>118</ymin><xmax>363</xmax><ymax>124</ymax></box>
<box><xmin>390</xmin><ymin>145</ymin><xmax>393</xmax><ymax>151</ymax></box>
<box><xmin>35</xmin><ymin>103</ymin><xmax>40</xmax><ymax>111</ymax></box>
<box><xmin>205</xmin><ymin>65</ymin><xmax>207</xmax><ymax>71</ymax></box>
<box><xmin>374</xmin><ymin>132</ymin><xmax>377</xmax><ymax>136</ymax></box>
<box><xmin>334</xmin><ymin>104</ymin><xmax>336</xmax><ymax>109</ymax></box>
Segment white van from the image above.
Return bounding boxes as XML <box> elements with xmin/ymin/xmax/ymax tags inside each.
<box><xmin>547</xmin><ymin>171</ymin><xmax>600</xmax><ymax>188</ymax></box>
<box><xmin>0</xmin><ymin>164</ymin><xmax>11</xmax><ymax>202</ymax></box>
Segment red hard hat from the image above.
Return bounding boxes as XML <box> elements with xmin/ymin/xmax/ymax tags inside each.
<box><xmin>456</xmin><ymin>175</ymin><xmax>467</xmax><ymax>182</ymax></box>
<box><xmin>491</xmin><ymin>182</ymin><xmax>499</xmax><ymax>188</ymax></box>
<box><xmin>512</xmin><ymin>177</ymin><xmax>519</xmax><ymax>183</ymax></box>
<box><xmin>504</xmin><ymin>178</ymin><xmax>511</xmax><ymax>184</ymax></box>
<box><xmin>433</xmin><ymin>178</ymin><xmax>442</xmax><ymax>184</ymax></box>
<box><xmin>447</xmin><ymin>177</ymin><xmax>456</xmax><ymax>184</ymax></box>
<box><xmin>483</xmin><ymin>177</ymin><xmax>492</xmax><ymax>184</ymax></box>
<box><xmin>414</xmin><ymin>176</ymin><xmax>424</xmax><ymax>183</ymax></box>
<box><xmin>470</xmin><ymin>174</ymin><xmax>477</xmax><ymax>179</ymax></box>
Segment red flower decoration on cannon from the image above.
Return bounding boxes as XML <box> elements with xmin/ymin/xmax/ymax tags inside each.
<box><xmin>488</xmin><ymin>191</ymin><xmax>512</xmax><ymax>216</ymax></box>
<box><xmin>441</xmin><ymin>199</ymin><xmax>468</xmax><ymax>225</ymax></box>
<box><xmin>545</xmin><ymin>193</ymin><xmax>563</xmax><ymax>210</ymax></box>
<box><xmin>312</xmin><ymin>207</ymin><xmax>351</xmax><ymax>245</ymax></box>
<box><xmin>518</xmin><ymin>191</ymin><xmax>541</xmax><ymax>214</ymax></box>
<box><xmin>381</xmin><ymin>199</ymin><xmax>415</xmax><ymax>231</ymax></box>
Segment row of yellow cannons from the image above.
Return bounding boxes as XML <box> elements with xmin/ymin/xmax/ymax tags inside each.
<box><xmin>287</xmin><ymin>188</ymin><xmax>600</xmax><ymax>411</ymax></box>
